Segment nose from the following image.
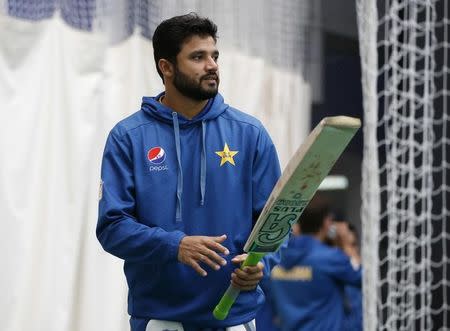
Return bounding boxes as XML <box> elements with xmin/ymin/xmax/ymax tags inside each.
<box><xmin>205</xmin><ymin>56</ymin><xmax>218</xmax><ymax>71</ymax></box>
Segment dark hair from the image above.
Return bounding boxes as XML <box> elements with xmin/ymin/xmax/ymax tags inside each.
<box><xmin>298</xmin><ymin>195</ymin><xmax>331</xmax><ymax>234</ymax></box>
<box><xmin>347</xmin><ymin>222</ymin><xmax>359</xmax><ymax>240</ymax></box>
<box><xmin>152</xmin><ymin>13</ymin><xmax>218</xmax><ymax>81</ymax></box>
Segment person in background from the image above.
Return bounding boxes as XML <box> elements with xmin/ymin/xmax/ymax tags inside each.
<box><xmin>96</xmin><ymin>12</ymin><xmax>281</xmax><ymax>331</ymax></box>
<box><xmin>269</xmin><ymin>196</ymin><xmax>362</xmax><ymax>331</ymax></box>
<box><xmin>255</xmin><ymin>211</ymin><xmax>305</xmax><ymax>331</ymax></box>
<box><xmin>256</xmin><ymin>255</ymin><xmax>283</xmax><ymax>331</ymax></box>
<box><xmin>332</xmin><ymin>221</ymin><xmax>363</xmax><ymax>331</ymax></box>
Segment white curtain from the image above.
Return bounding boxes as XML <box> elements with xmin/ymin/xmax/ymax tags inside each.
<box><xmin>0</xmin><ymin>13</ymin><xmax>311</xmax><ymax>331</ymax></box>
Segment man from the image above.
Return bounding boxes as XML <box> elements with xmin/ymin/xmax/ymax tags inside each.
<box><xmin>336</xmin><ymin>222</ymin><xmax>363</xmax><ymax>331</ymax></box>
<box><xmin>96</xmin><ymin>13</ymin><xmax>281</xmax><ymax>331</ymax></box>
<box><xmin>269</xmin><ymin>197</ymin><xmax>362</xmax><ymax>331</ymax></box>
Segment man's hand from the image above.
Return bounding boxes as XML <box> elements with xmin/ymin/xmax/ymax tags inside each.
<box><xmin>178</xmin><ymin>234</ymin><xmax>229</xmax><ymax>277</ymax></box>
<box><xmin>230</xmin><ymin>254</ymin><xmax>264</xmax><ymax>291</ymax></box>
<box><xmin>334</xmin><ymin>222</ymin><xmax>361</xmax><ymax>265</ymax></box>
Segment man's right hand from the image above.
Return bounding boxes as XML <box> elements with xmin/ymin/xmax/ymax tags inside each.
<box><xmin>178</xmin><ymin>234</ymin><xmax>230</xmax><ymax>276</ymax></box>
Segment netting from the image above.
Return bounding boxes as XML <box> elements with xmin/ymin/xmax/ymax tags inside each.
<box><xmin>358</xmin><ymin>0</ymin><xmax>450</xmax><ymax>330</ymax></box>
<box><xmin>5</xmin><ymin>0</ymin><xmax>316</xmax><ymax>73</ymax></box>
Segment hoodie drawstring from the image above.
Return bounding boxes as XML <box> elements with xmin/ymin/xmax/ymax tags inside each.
<box><xmin>172</xmin><ymin>112</ymin><xmax>183</xmax><ymax>222</ymax></box>
<box><xmin>200</xmin><ymin>120</ymin><xmax>206</xmax><ymax>205</ymax></box>
<box><xmin>172</xmin><ymin>114</ymin><xmax>207</xmax><ymax>221</ymax></box>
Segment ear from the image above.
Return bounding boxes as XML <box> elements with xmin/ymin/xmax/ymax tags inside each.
<box><xmin>158</xmin><ymin>59</ymin><xmax>174</xmax><ymax>79</ymax></box>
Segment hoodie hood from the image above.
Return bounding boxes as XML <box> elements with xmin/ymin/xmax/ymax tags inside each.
<box><xmin>141</xmin><ymin>92</ymin><xmax>228</xmax><ymax>126</ymax></box>
<box><xmin>281</xmin><ymin>235</ymin><xmax>318</xmax><ymax>269</ymax></box>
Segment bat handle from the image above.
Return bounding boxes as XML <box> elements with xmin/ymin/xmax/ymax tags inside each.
<box><xmin>213</xmin><ymin>252</ymin><xmax>265</xmax><ymax>320</ymax></box>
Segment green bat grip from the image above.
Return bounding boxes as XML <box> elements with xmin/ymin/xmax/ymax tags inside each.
<box><xmin>213</xmin><ymin>252</ymin><xmax>266</xmax><ymax>320</ymax></box>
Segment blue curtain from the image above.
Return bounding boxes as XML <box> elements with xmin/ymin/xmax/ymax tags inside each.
<box><xmin>7</xmin><ymin>0</ymin><xmax>153</xmax><ymax>38</ymax></box>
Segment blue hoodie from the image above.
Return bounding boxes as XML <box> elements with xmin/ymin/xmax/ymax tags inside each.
<box><xmin>270</xmin><ymin>235</ymin><xmax>362</xmax><ymax>331</ymax></box>
<box><xmin>342</xmin><ymin>285</ymin><xmax>363</xmax><ymax>331</ymax></box>
<box><xmin>97</xmin><ymin>93</ymin><xmax>281</xmax><ymax>328</ymax></box>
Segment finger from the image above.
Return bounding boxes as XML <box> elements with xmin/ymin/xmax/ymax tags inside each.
<box><xmin>233</xmin><ymin>268</ymin><xmax>263</xmax><ymax>280</ymax></box>
<box><xmin>200</xmin><ymin>247</ymin><xmax>227</xmax><ymax>266</ymax></box>
<box><xmin>189</xmin><ymin>260</ymin><xmax>208</xmax><ymax>277</ymax></box>
<box><xmin>206</xmin><ymin>237</ymin><xmax>230</xmax><ymax>256</ymax></box>
<box><xmin>231</xmin><ymin>275</ymin><xmax>259</xmax><ymax>290</ymax></box>
<box><xmin>235</xmin><ymin>266</ymin><xmax>262</xmax><ymax>276</ymax></box>
<box><xmin>232</xmin><ymin>273</ymin><xmax>261</xmax><ymax>285</ymax></box>
<box><xmin>237</xmin><ymin>262</ymin><xmax>264</xmax><ymax>275</ymax></box>
<box><xmin>231</xmin><ymin>282</ymin><xmax>257</xmax><ymax>291</ymax></box>
<box><xmin>232</xmin><ymin>281</ymin><xmax>258</xmax><ymax>290</ymax></box>
<box><xmin>212</xmin><ymin>234</ymin><xmax>227</xmax><ymax>243</ymax></box>
<box><xmin>231</xmin><ymin>253</ymin><xmax>248</xmax><ymax>264</ymax></box>
<box><xmin>197</xmin><ymin>253</ymin><xmax>221</xmax><ymax>270</ymax></box>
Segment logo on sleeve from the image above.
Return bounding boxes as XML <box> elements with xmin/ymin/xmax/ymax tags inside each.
<box><xmin>215</xmin><ymin>143</ymin><xmax>238</xmax><ymax>166</ymax></box>
<box><xmin>147</xmin><ymin>147</ymin><xmax>168</xmax><ymax>171</ymax></box>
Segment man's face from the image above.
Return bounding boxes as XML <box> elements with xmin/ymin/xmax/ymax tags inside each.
<box><xmin>172</xmin><ymin>35</ymin><xmax>220</xmax><ymax>100</ymax></box>
<box><xmin>348</xmin><ymin>231</ymin><xmax>358</xmax><ymax>250</ymax></box>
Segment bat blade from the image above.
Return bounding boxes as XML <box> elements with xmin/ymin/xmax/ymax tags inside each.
<box><xmin>213</xmin><ymin>116</ymin><xmax>361</xmax><ymax>320</ymax></box>
<box><xmin>245</xmin><ymin>116</ymin><xmax>361</xmax><ymax>254</ymax></box>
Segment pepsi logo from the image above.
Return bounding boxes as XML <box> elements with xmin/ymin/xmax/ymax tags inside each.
<box><xmin>147</xmin><ymin>147</ymin><xmax>166</xmax><ymax>164</ymax></box>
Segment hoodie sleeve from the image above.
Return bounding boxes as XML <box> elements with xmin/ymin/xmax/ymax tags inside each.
<box><xmin>323</xmin><ymin>249</ymin><xmax>362</xmax><ymax>287</ymax></box>
<box><xmin>252</xmin><ymin>126</ymin><xmax>282</xmax><ymax>275</ymax></box>
<box><xmin>96</xmin><ymin>130</ymin><xmax>185</xmax><ymax>265</ymax></box>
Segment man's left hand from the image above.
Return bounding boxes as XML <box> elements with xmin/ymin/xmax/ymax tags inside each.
<box><xmin>230</xmin><ymin>254</ymin><xmax>264</xmax><ymax>291</ymax></box>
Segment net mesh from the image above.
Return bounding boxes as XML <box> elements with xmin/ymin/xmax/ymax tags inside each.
<box><xmin>358</xmin><ymin>0</ymin><xmax>450</xmax><ymax>330</ymax></box>
<box><xmin>5</xmin><ymin>0</ymin><xmax>317</xmax><ymax>73</ymax></box>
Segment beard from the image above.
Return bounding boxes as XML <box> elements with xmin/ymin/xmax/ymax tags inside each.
<box><xmin>173</xmin><ymin>65</ymin><xmax>219</xmax><ymax>101</ymax></box>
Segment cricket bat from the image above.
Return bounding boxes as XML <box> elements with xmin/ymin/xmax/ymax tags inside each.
<box><xmin>213</xmin><ymin>116</ymin><xmax>361</xmax><ymax>320</ymax></box>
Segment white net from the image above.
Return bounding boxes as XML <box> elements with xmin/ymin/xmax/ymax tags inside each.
<box><xmin>5</xmin><ymin>0</ymin><xmax>316</xmax><ymax>74</ymax></box>
<box><xmin>358</xmin><ymin>0</ymin><xmax>450</xmax><ymax>330</ymax></box>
